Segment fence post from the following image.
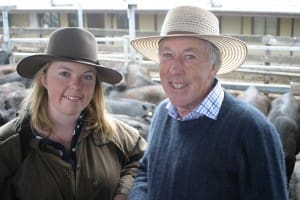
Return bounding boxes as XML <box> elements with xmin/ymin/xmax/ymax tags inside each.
<box><xmin>123</xmin><ymin>35</ymin><xmax>130</xmax><ymax>65</ymax></box>
<box><xmin>262</xmin><ymin>35</ymin><xmax>272</xmax><ymax>66</ymax></box>
<box><xmin>127</xmin><ymin>2</ymin><xmax>137</xmax><ymax>63</ymax></box>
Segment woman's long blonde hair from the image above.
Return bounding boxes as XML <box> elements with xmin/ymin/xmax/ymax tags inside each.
<box><xmin>17</xmin><ymin>63</ymin><xmax>116</xmax><ymax>139</ymax></box>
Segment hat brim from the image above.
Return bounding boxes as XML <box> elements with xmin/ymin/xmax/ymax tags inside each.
<box><xmin>16</xmin><ymin>54</ymin><xmax>122</xmax><ymax>84</ymax></box>
<box><xmin>131</xmin><ymin>34</ymin><xmax>248</xmax><ymax>74</ymax></box>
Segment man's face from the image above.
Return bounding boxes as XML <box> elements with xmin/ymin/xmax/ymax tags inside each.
<box><xmin>158</xmin><ymin>37</ymin><xmax>218</xmax><ymax>117</ymax></box>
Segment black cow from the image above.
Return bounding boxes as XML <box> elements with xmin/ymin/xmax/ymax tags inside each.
<box><xmin>238</xmin><ymin>85</ymin><xmax>271</xmax><ymax>116</ymax></box>
<box><xmin>268</xmin><ymin>93</ymin><xmax>300</xmax><ymax>184</ymax></box>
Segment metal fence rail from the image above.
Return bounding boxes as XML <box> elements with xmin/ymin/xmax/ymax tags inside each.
<box><xmin>6</xmin><ymin>34</ymin><xmax>300</xmax><ymax>95</ymax></box>
<box><xmin>9</xmin><ymin>36</ymin><xmax>131</xmax><ymax>64</ymax></box>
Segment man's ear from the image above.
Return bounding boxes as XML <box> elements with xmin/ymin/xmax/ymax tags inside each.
<box><xmin>210</xmin><ymin>64</ymin><xmax>218</xmax><ymax>76</ymax></box>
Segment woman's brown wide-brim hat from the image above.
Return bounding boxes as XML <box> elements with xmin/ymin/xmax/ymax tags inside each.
<box><xmin>131</xmin><ymin>6</ymin><xmax>248</xmax><ymax>74</ymax></box>
<box><xmin>17</xmin><ymin>27</ymin><xmax>122</xmax><ymax>84</ymax></box>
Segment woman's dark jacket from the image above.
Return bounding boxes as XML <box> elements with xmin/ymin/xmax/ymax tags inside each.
<box><xmin>0</xmin><ymin>117</ymin><xmax>146</xmax><ymax>200</ymax></box>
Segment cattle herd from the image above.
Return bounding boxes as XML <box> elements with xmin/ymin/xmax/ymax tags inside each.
<box><xmin>238</xmin><ymin>86</ymin><xmax>300</xmax><ymax>189</ymax></box>
<box><xmin>0</xmin><ymin>63</ymin><xmax>300</xmax><ymax>199</ymax></box>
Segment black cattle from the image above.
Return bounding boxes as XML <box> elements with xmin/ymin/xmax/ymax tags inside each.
<box><xmin>268</xmin><ymin>93</ymin><xmax>300</xmax><ymax>184</ymax></box>
<box><xmin>0</xmin><ymin>49</ymin><xmax>11</xmax><ymax>65</ymax></box>
<box><xmin>105</xmin><ymin>97</ymin><xmax>156</xmax><ymax>122</ymax></box>
<box><xmin>238</xmin><ymin>85</ymin><xmax>271</xmax><ymax>116</ymax></box>
<box><xmin>0</xmin><ymin>71</ymin><xmax>32</xmax><ymax>88</ymax></box>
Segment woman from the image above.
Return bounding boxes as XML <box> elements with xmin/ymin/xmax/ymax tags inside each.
<box><xmin>0</xmin><ymin>27</ymin><xmax>146</xmax><ymax>200</ymax></box>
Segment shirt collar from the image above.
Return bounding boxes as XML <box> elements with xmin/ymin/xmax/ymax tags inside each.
<box><xmin>166</xmin><ymin>78</ymin><xmax>224</xmax><ymax>121</ymax></box>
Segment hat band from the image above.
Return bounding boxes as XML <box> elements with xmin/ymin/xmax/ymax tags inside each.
<box><xmin>166</xmin><ymin>31</ymin><xmax>197</xmax><ymax>35</ymax></box>
<box><xmin>159</xmin><ymin>31</ymin><xmax>200</xmax><ymax>45</ymax></box>
<box><xmin>59</xmin><ymin>56</ymin><xmax>100</xmax><ymax>65</ymax></box>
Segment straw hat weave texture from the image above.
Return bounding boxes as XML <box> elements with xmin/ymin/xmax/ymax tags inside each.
<box><xmin>131</xmin><ymin>6</ymin><xmax>248</xmax><ymax>74</ymax></box>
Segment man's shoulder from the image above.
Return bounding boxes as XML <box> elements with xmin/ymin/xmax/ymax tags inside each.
<box><xmin>222</xmin><ymin>92</ymin><xmax>271</xmax><ymax>127</ymax></box>
<box><xmin>154</xmin><ymin>99</ymin><xmax>169</xmax><ymax>115</ymax></box>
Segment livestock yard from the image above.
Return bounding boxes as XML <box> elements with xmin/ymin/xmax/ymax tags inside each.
<box><xmin>7</xmin><ymin>33</ymin><xmax>300</xmax><ymax>95</ymax></box>
<box><xmin>1</xmin><ymin>32</ymin><xmax>300</xmax><ymax>199</ymax></box>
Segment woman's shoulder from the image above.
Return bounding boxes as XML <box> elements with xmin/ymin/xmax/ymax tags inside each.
<box><xmin>0</xmin><ymin>118</ymin><xmax>19</xmax><ymax>142</ymax></box>
<box><xmin>112</xmin><ymin>118</ymin><xmax>141</xmax><ymax>140</ymax></box>
<box><xmin>0</xmin><ymin>118</ymin><xmax>22</xmax><ymax>167</ymax></box>
<box><xmin>110</xmin><ymin>117</ymin><xmax>147</xmax><ymax>152</ymax></box>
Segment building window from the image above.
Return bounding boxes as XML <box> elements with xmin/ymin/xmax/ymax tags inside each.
<box><xmin>253</xmin><ymin>16</ymin><xmax>278</xmax><ymax>36</ymax></box>
<box><xmin>220</xmin><ymin>16</ymin><xmax>242</xmax><ymax>35</ymax></box>
<box><xmin>293</xmin><ymin>18</ymin><xmax>300</xmax><ymax>37</ymax></box>
<box><xmin>117</xmin><ymin>13</ymin><xmax>128</xmax><ymax>29</ymax></box>
<box><xmin>87</xmin><ymin>13</ymin><xmax>104</xmax><ymax>28</ymax></box>
<box><xmin>0</xmin><ymin>13</ymin><xmax>11</xmax><ymax>28</ymax></box>
<box><xmin>68</xmin><ymin>13</ymin><xmax>78</xmax><ymax>27</ymax></box>
<box><xmin>265</xmin><ymin>17</ymin><xmax>277</xmax><ymax>35</ymax></box>
<box><xmin>43</xmin><ymin>12</ymin><xmax>60</xmax><ymax>27</ymax></box>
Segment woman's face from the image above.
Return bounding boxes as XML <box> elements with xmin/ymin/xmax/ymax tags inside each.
<box><xmin>40</xmin><ymin>61</ymin><xmax>97</xmax><ymax>118</ymax></box>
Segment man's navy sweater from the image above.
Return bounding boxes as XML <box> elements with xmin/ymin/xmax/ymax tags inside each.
<box><xmin>129</xmin><ymin>92</ymin><xmax>288</xmax><ymax>200</ymax></box>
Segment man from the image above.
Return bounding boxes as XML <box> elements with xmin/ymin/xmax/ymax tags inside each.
<box><xmin>128</xmin><ymin>5</ymin><xmax>288</xmax><ymax>200</ymax></box>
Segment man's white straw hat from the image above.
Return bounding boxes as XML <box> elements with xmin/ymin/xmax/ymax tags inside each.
<box><xmin>131</xmin><ymin>6</ymin><xmax>248</xmax><ymax>74</ymax></box>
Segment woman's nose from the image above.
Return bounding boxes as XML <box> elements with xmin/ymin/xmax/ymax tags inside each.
<box><xmin>69</xmin><ymin>77</ymin><xmax>82</xmax><ymax>90</ymax></box>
